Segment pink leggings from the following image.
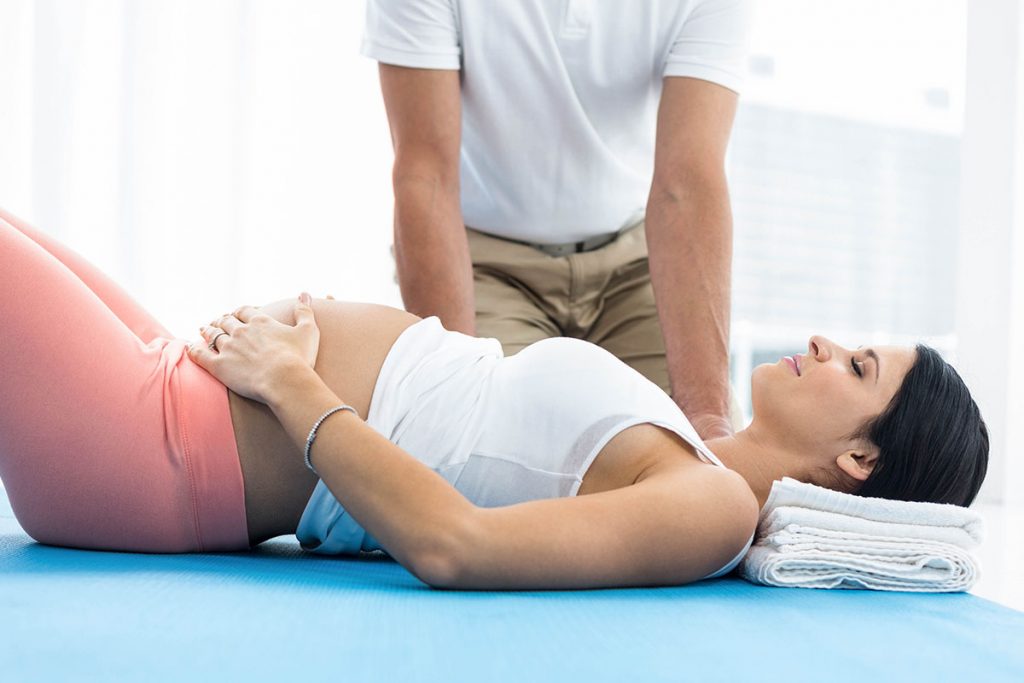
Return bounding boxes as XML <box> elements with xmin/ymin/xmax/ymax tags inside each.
<box><xmin>0</xmin><ymin>208</ymin><xmax>250</xmax><ymax>552</ymax></box>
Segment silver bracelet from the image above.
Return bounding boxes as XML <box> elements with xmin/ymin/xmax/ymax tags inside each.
<box><xmin>304</xmin><ymin>404</ymin><xmax>360</xmax><ymax>475</ymax></box>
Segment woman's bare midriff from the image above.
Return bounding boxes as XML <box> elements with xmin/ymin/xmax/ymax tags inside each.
<box><xmin>226</xmin><ymin>299</ymin><xmax>420</xmax><ymax>545</ymax></box>
<box><xmin>227</xmin><ymin>299</ymin><xmax>705</xmax><ymax>546</ymax></box>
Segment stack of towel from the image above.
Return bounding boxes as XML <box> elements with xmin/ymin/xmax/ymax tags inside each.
<box><xmin>739</xmin><ymin>477</ymin><xmax>984</xmax><ymax>592</ymax></box>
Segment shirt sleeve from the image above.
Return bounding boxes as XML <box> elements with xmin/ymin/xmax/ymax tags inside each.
<box><xmin>664</xmin><ymin>0</ymin><xmax>751</xmax><ymax>94</ymax></box>
<box><xmin>361</xmin><ymin>0</ymin><xmax>462</xmax><ymax>70</ymax></box>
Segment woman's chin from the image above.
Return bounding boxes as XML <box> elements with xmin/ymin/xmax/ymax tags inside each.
<box><xmin>749</xmin><ymin>363</ymin><xmax>773</xmax><ymax>400</ymax></box>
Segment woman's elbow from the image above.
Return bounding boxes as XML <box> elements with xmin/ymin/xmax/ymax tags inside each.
<box><xmin>412</xmin><ymin>550</ymin><xmax>462</xmax><ymax>589</ymax></box>
<box><xmin>410</xmin><ymin>515</ymin><xmax>478</xmax><ymax>589</ymax></box>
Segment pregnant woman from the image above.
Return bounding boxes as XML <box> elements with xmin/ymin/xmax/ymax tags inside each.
<box><xmin>0</xmin><ymin>209</ymin><xmax>989</xmax><ymax>590</ymax></box>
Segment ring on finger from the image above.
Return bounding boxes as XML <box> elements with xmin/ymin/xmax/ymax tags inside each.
<box><xmin>208</xmin><ymin>330</ymin><xmax>229</xmax><ymax>350</ymax></box>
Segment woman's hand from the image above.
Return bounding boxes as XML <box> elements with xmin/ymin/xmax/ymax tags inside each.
<box><xmin>188</xmin><ymin>292</ymin><xmax>320</xmax><ymax>405</ymax></box>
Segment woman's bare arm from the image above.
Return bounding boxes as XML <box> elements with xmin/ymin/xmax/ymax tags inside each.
<box><xmin>452</xmin><ymin>465</ymin><xmax>758</xmax><ymax>590</ymax></box>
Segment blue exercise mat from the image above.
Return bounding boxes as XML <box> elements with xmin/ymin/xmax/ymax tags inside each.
<box><xmin>1</xmin><ymin>489</ymin><xmax>1022</xmax><ymax>682</ymax></box>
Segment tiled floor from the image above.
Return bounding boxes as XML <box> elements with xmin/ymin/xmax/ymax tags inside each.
<box><xmin>971</xmin><ymin>503</ymin><xmax>1024</xmax><ymax>611</ymax></box>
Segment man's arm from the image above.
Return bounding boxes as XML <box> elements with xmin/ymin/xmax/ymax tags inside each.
<box><xmin>378</xmin><ymin>64</ymin><xmax>475</xmax><ymax>335</ymax></box>
<box><xmin>645</xmin><ymin>76</ymin><xmax>739</xmax><ymax>440</ymax></box>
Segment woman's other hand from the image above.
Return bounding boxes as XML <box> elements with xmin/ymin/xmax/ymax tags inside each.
<box><xmin>188</xmin><ymin>292</ymin><xmax>320</xmax><ymax>405</ymax></box>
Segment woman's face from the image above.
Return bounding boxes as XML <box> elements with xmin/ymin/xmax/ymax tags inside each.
<box><xmin>750</xmin><ymin>336</ymin><xmax>917</xmax><ymax>460</ymax></box>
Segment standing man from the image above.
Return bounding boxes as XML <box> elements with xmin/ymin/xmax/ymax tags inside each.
<box><xmin>368</xmin><ymin>0</ymin><xmax>750</xmax><ymax>439</ymax></box>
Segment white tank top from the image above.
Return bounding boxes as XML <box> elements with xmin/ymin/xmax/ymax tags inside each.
<box><xmin>296</xmin><ymin>317</ymin><xmax>752</xmax><ymax>578</ymax></box>
<box><xmin>456</xmin><ymin>336</ymin><xmax>727</xmax><ymax>505</ymax></box>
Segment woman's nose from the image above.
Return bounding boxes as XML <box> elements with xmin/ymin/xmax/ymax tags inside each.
<box><xmin>808</xmin><ymin>335</ymin><xmax>831</xmax><ymax>360</ymax></box>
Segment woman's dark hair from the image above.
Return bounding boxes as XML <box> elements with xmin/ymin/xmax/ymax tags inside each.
<box><xmin>851</xmin><ymin>344</ymin><xmax>988</xmax><ymax>507</ymax></box>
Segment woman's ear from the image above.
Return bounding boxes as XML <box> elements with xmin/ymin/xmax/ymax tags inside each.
<box><xmin>835</xmin><ymin>448</ymin><xmax>879</xmax><ymax>482</ymax></box>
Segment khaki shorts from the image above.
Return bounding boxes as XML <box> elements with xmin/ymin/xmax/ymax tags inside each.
<box><xmin>465</xmin><ymin>221</ymin><xmax>744</xmax><ymax>430</ymax></box>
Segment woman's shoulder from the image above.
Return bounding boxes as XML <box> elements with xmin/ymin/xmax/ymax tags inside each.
<box><xmin>641</xmin><ymin>455</ymin><xmax>759</xmax><ymax>554</ymax></box>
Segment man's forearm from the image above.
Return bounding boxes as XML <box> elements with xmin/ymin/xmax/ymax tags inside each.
<box><xmin>392</xmin><ymin>175</ymin><xmax>476</xmax><ymax>335</ymax></box>
<box><xmin>645</xmin><ymin>179</ymin><xmax>733</xmax><ymax>437</ymax></box>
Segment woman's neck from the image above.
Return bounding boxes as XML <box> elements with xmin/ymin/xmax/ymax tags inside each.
<box><xmin>704</xmin><ymin>429</ymin><xmax>807</xmax><ymax>510</ymax></box>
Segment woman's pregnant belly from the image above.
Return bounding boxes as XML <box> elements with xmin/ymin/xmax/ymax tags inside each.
<box><xmin>225</xmin><ymin>298</ymin><xmax>421</xmax><ymax>545</ymax></box>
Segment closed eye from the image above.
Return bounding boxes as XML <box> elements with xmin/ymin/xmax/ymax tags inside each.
<box><xmin>851</xmin><ymin>357</ymin><xmax>864</xmax><ymax>377</ymax></box>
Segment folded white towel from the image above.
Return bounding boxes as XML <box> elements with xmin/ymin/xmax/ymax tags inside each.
<box><xmin>739</xmin><ymin>477</ymin><xmax>984</xmax><ymax>592</ymax></box>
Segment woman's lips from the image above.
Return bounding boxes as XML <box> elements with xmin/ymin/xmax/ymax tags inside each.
<box><xmin>784</xmin><ymin>355</ymin><xmax>800</xmax><ymax>376</ymax></box>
